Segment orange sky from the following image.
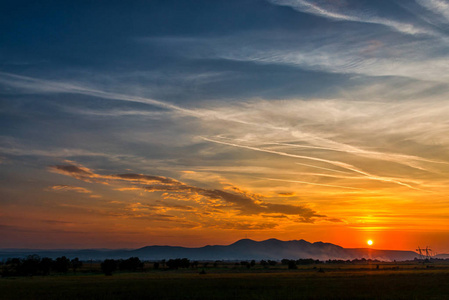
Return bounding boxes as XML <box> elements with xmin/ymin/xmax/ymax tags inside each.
<box><xmin>2</xmin><ymin>126</ymin><xmax>449</xmax><ymax>253</ymax></box>
<box><xmin>1</xmin><ymin>0</ymin><xmax>449</xmax><ymax>254</ymax></box>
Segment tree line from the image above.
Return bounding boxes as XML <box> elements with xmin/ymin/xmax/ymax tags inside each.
<box><xmin>3</xmin><ymin>255</ymin><xmax>401</xmax><ymax>276</ymax></box>
<box><xmin>1</xmin><ymin>255</ymin><xmax>82</xmax><ymax>276</ymax></box>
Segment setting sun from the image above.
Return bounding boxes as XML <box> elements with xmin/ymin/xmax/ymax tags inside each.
<box><xmin>367</xmin><ymin>240</ymin><xmax>373</xmax><ymax>246</ymax></box>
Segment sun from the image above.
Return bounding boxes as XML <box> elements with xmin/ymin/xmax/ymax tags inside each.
<box><xmin>367</xmin><ymin>239</ymin><xmax>373</xmax><ymax>246</ymax></box>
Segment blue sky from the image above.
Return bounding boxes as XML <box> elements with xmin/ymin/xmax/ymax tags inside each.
<box><xmin>1</xmin><ymin>0</ymin><xmax>449</xmax><ymax>251</ymax></box>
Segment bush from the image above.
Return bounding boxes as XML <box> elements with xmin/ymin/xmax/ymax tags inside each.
<box><xmin>119</xmin><ymin>257</ymin><xmax>143</xmax><ymax>272</ymax></box>
<box><xmin>101</xmin><ymin>259</ymin><xmax>117</xmax><ymax>276</ymax></box>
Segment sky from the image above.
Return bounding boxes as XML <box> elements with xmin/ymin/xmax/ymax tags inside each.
<box><xmin>1</xmin><ymin>0</ymin><xmax>449</xmax><ymax>253</ymax></box>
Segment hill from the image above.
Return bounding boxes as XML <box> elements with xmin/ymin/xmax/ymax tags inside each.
<box><xmin>0</xmin><ymin>239</ymin><xmax>419</xmax><ymax>261</ymax></box>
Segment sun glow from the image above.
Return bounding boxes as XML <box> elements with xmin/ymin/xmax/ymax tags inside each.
<box><xmin>367</xmin><ymin>240</ymin><xmax>373</xmax><ymax>246</ymax></box>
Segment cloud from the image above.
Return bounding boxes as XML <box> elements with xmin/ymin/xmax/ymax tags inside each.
<box><xmin>416</xmin><ymin>0</ymin><xmax>449</xmax><ymax>23</ymax></box>
<box><xmin>0</xmin><ymin>72</ymin><xmax>190</xmax><ymax>115</ymax></box>
<box><xmin>201</xmin><ymin>137</ymin><xmax>424</xmax><ymax>191</ymax></box>
<box><xmin>48</xmin><ymin>185</ymin><xmax>92</xmax><ymax>194</ymax></box>
<box><xmin>324</xmin><ymin>218</ymin><xmax>345</xmax><ymax>223</ymax></box>
<box><xmin>221</xmin><ymin>41</ymin><xmax>449</xmax><ymax>84</ymax></box>
<box><xmin>0</xmin><ymin>143</ymin><xmax>121</xmax><ymax>159</ymax></box>
<box><xmin>48</xmin><ymin>163</ymin><xmax>326</xmax><ymax>221</ymax></box>
<box><xmin>50</xmin><ymin>164</ymin><xmax>99</xmax><ymax>182</ymax></box>
<box><xmin>206</xmin><ymin>221</ymin><xmax>278</xmax><ymax>230</ymax></box>
<box><xmin>267</xmin><ymin>0</ymin><xmax>435</xmax><ymax>36</ymax></box>
<box><xmin>278</xmin><ymin>192</ymin><xmax>296</xmax><ymax>197</ymax></box>
<box><xmin>143</xmin><ymin>27</ymin><xmax>444</xmax><ymax>85</ymax></box>
<box><xmin>41</xmin><ymin>220</ymin><xmax>78</xmax><ymax>225</ymax></box>
<box><xmin>42</xmin><ymin>91</ymin><xmax>449</xmax><ymax>199</ymax></box>
<box><xmin>115</xmin><ymin>173</ymin><xmax>183</xmax><ymax>186</ymax></box>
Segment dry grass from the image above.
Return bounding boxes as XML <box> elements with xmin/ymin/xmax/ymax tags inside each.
<box><xmin>1</xmin><ymin>264</ymin><xmax>449</xmax><ymax>299</ymax></box>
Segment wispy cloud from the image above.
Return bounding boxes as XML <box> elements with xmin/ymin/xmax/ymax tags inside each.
<box><xmin>4</xmin><ymin>72</ymin><xmax>449</xmax><ymax>196</ymax></box>
<box><xmin>259</xmin><ymin>177</ymin><xmax>365</xmax><ymax>190</ymax></box>
<box><xmin>268</xmin><ymin>0</ymin><xmax>436</xmax><ymax>36</ymax></box>
<box><xmin>223</xmin><ymin>43</ymin><xmax>449</xmax><ymax>84</ymax></box>
<box><xmin>201</xmin><ymin>137</ymin><xmax>427</xmax><ymax>191</ymax></box>
<box><xmin>0</xmin><ymin>72</ymin><xmax>198</xmax><ymax>117</ymax></box>
<box><xmin>272</xmin><ymin>141</ymin><xmax>449</xmax><ymax>170</ymax></box>
<box><xmin>416</xmin><ymin>0</ymin><xmax>449</xmax><ymax>23</ymax></box>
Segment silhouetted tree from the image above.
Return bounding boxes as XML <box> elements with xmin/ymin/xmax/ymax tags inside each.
<box><xmin>268</xmin><ymin>260</ymin><xmax>277</xmax><ymax>266</ymax></box>
<box><xmin>180</xmin><ymin>258</ymin><xmax>190</xmax><ymax>268</ymax></box>
<box><xmin>101</xmin><ymin>259</ymin><xmax>117</xmax><ymax>276</ymax></box>
<box><xmin>71</xmin><ymin>258</ymin><xmax>83</xmax><ymax>273</ymax></box>
<box><xmin>21</xmin><ymin>255</ymin><xmax>41</xmax><ymax>276</ymax></box>
<box><xmin>166</xmin><ymin>259</ymin><xmax>177</xmax><ymax>269</ymax></box>
<box><xmin>3</xmin><ymin>258</ymin><xmax>22</xmax><ymax>276</ymax></box>
<box><xmin>250</xmin><ymin>260</ymin><xmax>256</xmax><ymax>267</ymax></box>
<box><xmin>296</xmin><ymin>258</ymin><xmax>320</xmax><ymax>265</ymax></box>
<box><xmin>119</xmin><ymin>257</ymin><xmax>143</xmax><ymax>271</ymax></box>
<box><xmin>54</xmin><ymin>256</ymin><xmax>70</xmax><ymax>273</ymax></box>
<box><xmin>288</xmin><ymin>260</ymin><xmax>297</xmax><ymax>270</ymax></box>
<box><xmin>40</xmin><ymin>257</ymin><xmax>53</xmax><ymax>275</ymax></box>
<box><xmin>166</xmin><ymin>258</ymin><xmax>191</xmax><ymax>270</ymax></box>
<box><xmin>153</xmin><ymin>262</ymin><xmax>160</xmax><ymax>269</ymax></box>
<box><xmin>2</xmin><ymin>256</ymin><xmax>57</xmax><ymax>277</ymax></box>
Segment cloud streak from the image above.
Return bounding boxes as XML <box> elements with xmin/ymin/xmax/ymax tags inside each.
<box><xmin>416</xmin><ymin>0</ymin><xmax>449</xmax><ymax>23</ymax></box>
<box><xmin>0</xmin><ymin>72</ymin><xmax>199</xmax><ymax>117</ymax></box>
<box><xmin>201</xmin><ymin>137</ymin><xmax>425</xmax><ymax>191</ymax></box>
<box><xmin>268</xmin><ymin>0</ymin><xmax>436</xmax><ymax>36</ymax></box>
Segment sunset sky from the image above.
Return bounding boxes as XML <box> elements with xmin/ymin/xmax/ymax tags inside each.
<box><xmin>1</xmin><ymin>0</ymin><xmax>449</xmax><ymax>253</ymax></box>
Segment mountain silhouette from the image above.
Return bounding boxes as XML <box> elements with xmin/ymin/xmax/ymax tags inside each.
<box><xmin>0</xmin><ymin>239</ymin><xmax>420</xmax><ymax>261</ymax></box>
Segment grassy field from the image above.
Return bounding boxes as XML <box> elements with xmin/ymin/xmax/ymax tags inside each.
<box><xmin>1</xmin><ymin>264</ymin><xmax>449</xmax><ymax>299</ymax></box>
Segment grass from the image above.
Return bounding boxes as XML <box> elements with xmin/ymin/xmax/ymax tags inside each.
<box><xmin>1</xmin><ymin>265</ymin><xmax>449</xmax><ymax>299</ymax></box>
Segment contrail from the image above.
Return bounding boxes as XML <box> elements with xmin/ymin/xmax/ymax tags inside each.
<box><xmin>272</xmin><ymin>142</ymin><xmax>449</xmax><ymax>170</ymax></box>
<box><xmin>295</xmin><ymin>162</ymin><xmax>351</xmax><ymax>174</ymax></box>
<box><xmin>258</xmin><ymin>177</ymin><xmax>366</xmax><ymax>190</ymax></box>
<box><xmin>202</xmin><ymin>137</ymin><xmax>425</xmax><ymax>191</ymax></box>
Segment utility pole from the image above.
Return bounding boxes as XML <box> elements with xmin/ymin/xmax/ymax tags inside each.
<box><xmin>416</xmin><ymin>246</ymin><xmax>424</xmax><ymax>260</ymax></box>
<box><xmin>425</xmin><ymin>246</ymin><xmax>432</xmax><ymax>261</ymax></box>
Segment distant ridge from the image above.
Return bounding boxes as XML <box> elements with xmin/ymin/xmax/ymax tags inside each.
<box><xmin>0</xmin><ymin>239</ymin><xmax>420</xmax><ymax>261</ymax></box>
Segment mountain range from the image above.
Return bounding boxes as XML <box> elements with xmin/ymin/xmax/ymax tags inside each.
<box><xmin>0</xmin><ymin>239</ymin><xmax>426</xmax><ymax>261</ymax></box>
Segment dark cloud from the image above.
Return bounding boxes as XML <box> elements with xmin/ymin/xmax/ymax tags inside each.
<box><xmin>49</xmin><ymin>164</ymin><xmax>326</xmax><ymax>222</ymax></box>
<box><xmin>261</xmin><ymin>214</ymin><xmax>289</xmax><ymax>219</ymax></box>
<box><xmin>325</xmin><ymin>218</ymin><xmax>344</xmax><ymax>223</ymax></box>
<box><xmin>49</xmin><ymin>165</ymin><xmax>97</xmax><ymax>182</ymax></box>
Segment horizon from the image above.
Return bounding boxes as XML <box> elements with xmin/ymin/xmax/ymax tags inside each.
<box><xmin>1</xmin><ymin>1</ymin><xmax>449</xmax><ymax>254</ymax></box>
<box><xmin>0</xmin><ymin>238</ymin><xmax>441</xmax><ymax>254</ymax></box>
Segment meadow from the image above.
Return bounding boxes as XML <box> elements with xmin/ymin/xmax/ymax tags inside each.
<box><xmin>1</xmin><ymin>262</ymin><xmax>449</xmax><ymax>299</ymax></box>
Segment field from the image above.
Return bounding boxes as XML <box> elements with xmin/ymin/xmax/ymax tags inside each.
<box><xmin>1</xmin><ymin>263</ymin><xmax>449</xmax><ymax>299</ymax></box>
